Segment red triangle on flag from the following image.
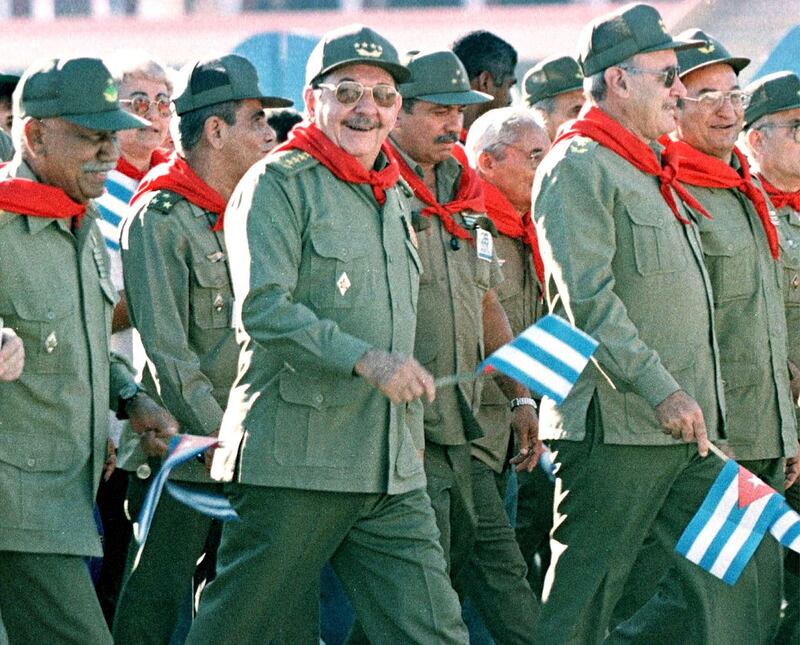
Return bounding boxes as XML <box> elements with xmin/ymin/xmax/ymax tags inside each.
<box><xmin>737</xmin><ymin>465</ymin><xmax>777</xmax><ymax>508</ymax></box>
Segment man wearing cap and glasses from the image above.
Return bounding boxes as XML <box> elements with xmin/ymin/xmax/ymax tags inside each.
<box><xmin>112</xmin><ymin>54</ymin><xmax>294</xmax><ymax>645</ymax></box>
<box><xmin>0</xmin><ymin>56</ymin><xmax>177</xmax><ymax>645</ymax></box>
<box><xmin>636</xmin><ymin>30</ymin><xmax>798</xmax><ymax>642</ymax></box>
<box><xmin>523</xmin><ymin>55</ymin><xmax>585</xmax><ymax>141</ymax></box>
<box><xmin>185</xmin><ymin>26</ymin><xmax>469</xmax><ymax>644</ymax></box>
<box><xmin>349</xmin><ymin>50</ymin><xmax>541</xmax><ymax>644</ymax></box>
<box><xmin>531</xmin><ymin>4</ymin><xmax>735</xmax><ymax>642</ymax></box>
<box><xmin>743</xmin><ymin>70</ymin><xmax>800</xmax><ymax>645</ymax></box>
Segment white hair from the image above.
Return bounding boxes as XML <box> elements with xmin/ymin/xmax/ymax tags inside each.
<box><xmin>103</xmin><ymin>49</ymin><xmax>173</xmax><ymax>94</ymax></box>
<box><xmin>464</xmin><ymin>107</ymin><xmax>542</xmax><ymax>167</ymax></box>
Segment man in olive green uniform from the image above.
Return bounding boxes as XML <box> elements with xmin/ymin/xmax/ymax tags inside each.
<box><xmin>0</xmin><ymin>57</ymin><xmax>176</xmax><ymax>645</ymax></box>
<box><xmin>185</xmin><ymin>26</ymin><xmax>468</xmax><ymax>645</ymax></box>
<box><xmin>523</xmin><ymin>55</ymin><xmax>585</xmax><ymax>141</ymax></box>
<box><xmin>114</xmin><ymin>54</ymin><xmax>293</xmax><ymax>645</ymax></box>
<box><xmin>385</xmin><ymin>50</ymin><xmax>541</xmax><ymax>645</ymax></box>
<box><xmin>744</xmin><ymin>70</ymin><xmax>800</xmax><ymax>645</ymax></box>
<box><xmin>531</xmin><ymin>6</ymin><xmax>745</xmax><ymax>643</ymax></box>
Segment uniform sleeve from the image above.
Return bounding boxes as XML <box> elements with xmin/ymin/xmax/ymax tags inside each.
<box><xmin>108</xmin><ymin>350</ymin><xmax>136</xmax><ymax>412</ymax></box>
<box><xmin>121</xmin><ymin>202</ymin><xmax>224</xmax><ymax>435</ymax></box>
<box><xmin>534</xmin><ymin>149</ymin><xmax>680</xmax><ymax>408</ymax></box>
<box><xmin>225</xmin><ymin>171</ymin><xmax>371</xmax><ymax>375</ymax></box>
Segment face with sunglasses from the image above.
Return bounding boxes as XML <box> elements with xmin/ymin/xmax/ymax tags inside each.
<box><xmin>676</xmin><ymin>63</ymin><xmax>746</xmax><ymax>163</ymax></box>
<box><xmin>306</xmin><ymin>63</ymin><xmax>401</xmax><ymax>170</ymax></box>
<box><xmin>117</xmin><ymin>77</ymin><xmax>172</xmax><ymax>165</ymax></box>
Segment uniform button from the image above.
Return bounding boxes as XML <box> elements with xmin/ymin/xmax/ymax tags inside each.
<box><xmin>26</xmin><ymin>458</ymin><xmax>35</xmax><ymax>468</ymax></box>
<box><xmin>314</xmin><ymin>393</ymin><xmax>324</xmax><ymax>405</ymax></box>
<box><xmin>792</xmin><ymin>275</ymin><xmax>799</xmax><ymax>289</ymax></box>
<box><xmin>387</xmin><ymin>256</ymin><xmax>394</xmax><ymax>264</ymax></box>
<box><xmin>46</xmin><ymin>310</ymin><xmax>54</xmax><ymax>320</ymax></box>
<box><xmin>136</xmin><ymin>463</ymin><xmax>152</xmax><ymax>479</ymax></box>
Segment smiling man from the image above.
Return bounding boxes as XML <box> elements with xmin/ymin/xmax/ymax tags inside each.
<box><xmin>664</xmin><ymin>33</ymin><xmax>799</xmax><ymax>641</ymax></box>
<box><xmin>184</xmin><ymin>26</ymin><xmax>469</xmax><ymax>645</ymax></box>
<box><xmin>0</xmin><ymin>56</ymin><xmax>177</xmax><ymax>645</ymax></box>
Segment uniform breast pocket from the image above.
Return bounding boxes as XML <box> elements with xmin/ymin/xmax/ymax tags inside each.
<box><xmin>191</xmin><ymin>264</ymin><xmax>232</xmax><ymax>329</ymax></box>
<box><xmin>700</xmin><ymin>227</ymin><xmax>758</xmax><ymax>303</ymax></box>
<box><xmin>626</xmin><ymin>209</ymin><xmax>679</xmax><ymax>276</ymax></box>
<box><xmin>6</xmin><ymin>297</ymin><xmax>75</xmax><ymax>374</ymax></box>
<box><xmin>308</xmin><ymin>231</ymin><xmax>369</xmax><ymax>309</ymax></box>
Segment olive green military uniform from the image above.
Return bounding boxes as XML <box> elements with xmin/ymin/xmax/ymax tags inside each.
<box><xmin>531</xmin><ymin>129</ymin><xmax>751</xmax><ymax>643</ymax></box>
<box><xmin>112</xmin><ymin>190</ymin><xmax>237</xmax><ymax>644</ymax></box>
<box><xmin>391</xmin><ymin>147</ymin><xmax>540</xmax><ymax>643</ymax></box>
<box><xmin>184</xmin><ymin>146</ymin><xmax>467</xmax><ymax>645</ymax></box>
<box><xmin>0</xmin><ymin>159</ymin><xmax>137</xmax><ymax>645</ymax></box>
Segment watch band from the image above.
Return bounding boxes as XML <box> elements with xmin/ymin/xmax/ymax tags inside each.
<box><xmin>510</xmin><ymin>396</ymin><xmax>538</xmax><ymax>411</ymax></box>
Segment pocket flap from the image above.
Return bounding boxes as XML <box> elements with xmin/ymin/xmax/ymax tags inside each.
<box><xmin>627</xmin><ymin>209</ymin><xmax>665</xmax><ymax>228</ymax></box>
<box><xmin>310</xmin><ymin>231</ymin><xmax>367</xmax><ymax>261</ymax></box>
<box><xmin>0</xmin><ymin>434</ymin><xmax>77</xmax><ymax>472</ymax></box>
<box><xmin>278</xmin><ymin>371</ymin><xmax>363</xmax><ymax>409</ymax></box>
<box><xmin>700</xmin><ymin>230</ymin><xmax>749</xmax><ymax>257</ymax></box>
<box><xmin>11</xmin><ymin>296</ymin><xmax>71</xmax><ymax>321</ymax></box>
<box><xmin>193</xmin><ymin>263</ymin><xmax>228</xmax><ymax>288</ymax></box>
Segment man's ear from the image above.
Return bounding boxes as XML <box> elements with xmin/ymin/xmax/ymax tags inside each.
<box><xmin>203</xmin><ymin>115</ymin><xmax>226</xmax><ymax>150</ymax></box>
<box><xmin>474</xmin><ymin>70</ymin><xmax>495</xmax><ymax>93</ymax></box>
<box><xmin>304</xmin><ymin>86</ymin><xmax>316</xmax><ymax>123</ymax></box>
<box><xmin>23</xmin><ymin>118</ymin><xmax>46</xmax><ymax>156</ymax></box>
<box><xmin>476</xmin><ymin>149</ymin><xmax>497</xmax><ymax>175</ymax></box>
<box><xmin>745</xmin><ymin>127</ymin><xmax>763</xmax><ymax>157</ymax></box>
<box><xmin>605</xmin><ymin>67</ymin><xmax>629</xmax><ymax>98</ymax></box>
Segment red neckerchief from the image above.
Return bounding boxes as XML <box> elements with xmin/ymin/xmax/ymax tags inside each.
<box><xmin>386</xmin><ymin>142</ymin><xmax>483</xmax><ymax>243</ymax></box>
<box><xmin>758</xmin><ymin>174</ymin><xmax>800</xmax><ymax>213</ymax></box>
<box><xmin>131</xmin><ymin>152</ymin><xmax>227</xmax><ymax>231</ymax></box>
<box><xmin>554</xmin><ymin>106</ymin><xmax>711</xmax><ymax>224</ymax></box>
<box><xmin>665</xmin><ymin>140</ymin><xmax>779</xmax><ymax>260</ymax></box>
<box><xmin>115</xmin><ymin>148</ymin><xmax>171</xmax><ymax>182</ymax></box>
<box><xmin>459</xmin><ymin>128</ymin><xmax>468</xmax><ymax>145</ymax></box>
<box><xmin>0</xmin><ymin>176</ymin><xmax>86</xmax><ymax>226</ymax></box>
<box><xmin>273</xmin><ymin>121</ymin><xmax>399</xmax><ymax>205</ymax></box>
<box><xmin>482</xmin><ymin>178</ymin><xmax>545</xmax><ymax>287</ymax></box>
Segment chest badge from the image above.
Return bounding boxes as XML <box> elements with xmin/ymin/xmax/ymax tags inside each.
<box><xmin>44</xmin><ymin>331</ymin><xmax>58</xmax><ymax>353</ymax></box>
<box><xmin>476</xmin><ymin>227</ymin><xmax>493</xmax><ymax>262</ymax></box>
<box><xmin>337</xmin><ymin>272</ymin><xmax>351</xmax><ymax>296</ymax></box>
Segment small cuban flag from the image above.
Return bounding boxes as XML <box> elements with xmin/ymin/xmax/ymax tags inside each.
<box><xmin>769</xmin><ymin>497</ymin><xmax>800</xmax><ymax>553</ymax></box>
<box><xmin>676</xmin><ymin>460</ymin><xmax>786</xmax><ymax>584</ymax></box>
<box><xmin>479</xmin><ymin>314</ymin><xmax>598</xmax><ymax>405</ymax></box>
<box><xmin>132</xmin><ymin>434</ymin><xmax>239</xmax><ymax>568</ymax></box>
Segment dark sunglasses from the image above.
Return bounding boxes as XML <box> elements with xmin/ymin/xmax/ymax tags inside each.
<box><xmin>618</xmin><ymin>65</ymin><xmax>680</xmax><ymax>89</ymax></box>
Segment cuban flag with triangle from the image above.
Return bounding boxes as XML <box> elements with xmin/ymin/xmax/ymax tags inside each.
<box><xmin>676</xmin><ymin>459</ymin><xmax>786</xmax><ymax>584</ymax></box>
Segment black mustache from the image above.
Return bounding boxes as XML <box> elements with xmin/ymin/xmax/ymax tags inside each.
<box><xmin>434</xmin><ymin>133</ymin><xmax>459</xmax><ymax>144</ymax></box>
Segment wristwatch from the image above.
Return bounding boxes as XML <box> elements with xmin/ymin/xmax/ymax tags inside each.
<box><xmin>510</xmin><ymin>397</ymin><xmax>538</xmax><ymax>411</ymax></box>
<box><xmin>116</xmin><ymin>381</ymin><xmax>144</xmax><ymax>420</ymax></box>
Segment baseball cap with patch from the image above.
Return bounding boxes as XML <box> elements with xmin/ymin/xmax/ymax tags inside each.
<box><xmin>523</xmin><ymin>55</ymin><xmax>583</xmax><ymax>106</ymax></box>
<box><xmin>14</xmin><ymin>57</ymin><xmax>147</xmax><ymax>131</ymax></box>
<box><xmin>577</xmin><ymin>3</ymin><xmax>703</xmax><ymax>77</ymax></box>
<box><xmin>173</xmin><ymin>54</ymin><xmax>292</xmax><ymax>116</ymax></box>
<box><xmin>676</xmin><ymin>29</ymin><xmax>750</xmax><ymax>78</ymax></box>
<box><xmin>305</xmin><ymin>24</ymin><xmax>411</xmax><ymax>86</ymax></box>
<box><xmin>744</xmin><ymin>71</ymin><xmax>800</xmax><ymax>128</ymax></box>
<box><xmin>399</xmin><ymin>50</ymin><xmax>491</xmax><ymax>105</ymax></box>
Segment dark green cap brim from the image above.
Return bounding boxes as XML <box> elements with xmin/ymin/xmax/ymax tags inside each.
<box><xmin>639</xmin><ymin>37</ymin><xmax>705</xmax><ymax>57</ymax></box>
<box><xmin>680</xmin><ymin>57</ymin><xmax>750</xmax><ymax>77</ymax></box>
<box><xmin>63</xmin><ymin>108</ymin><xmax>149</xmax><ymax>131</ymax></box>
<box><xmin>412</xmin><ymin>89</ymin><xmax>492</xmax><ymax>105</ymax></box>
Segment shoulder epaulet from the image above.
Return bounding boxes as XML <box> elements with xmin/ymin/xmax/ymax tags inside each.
<box><xmin>565</xmin><ymin>137</ymin><xmax>597</xmax><ymax>156</ymax></box>
<box><xmin>395</xmin><ymin>176</ymin><xmax>414</xmax><ymax>199</ymax></box>
<box><xmin>141</xmin><ymin>189</ymin><xmax>187</xmax><ymax>215</ymax></box>
<box><xmin>267</xmin><ymin>149</ymin><xmax>319</xmax><ymax>177</ymax></box>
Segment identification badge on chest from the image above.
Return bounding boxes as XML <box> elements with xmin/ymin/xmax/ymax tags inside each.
<box><xmin>475</xmin><ymin>227</ymin><xmax>493</xmax><ymax>262</ymax></box>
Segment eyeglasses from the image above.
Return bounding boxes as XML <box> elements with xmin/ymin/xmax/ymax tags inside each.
<box><xmin>503</xmin><ymin>142</ymin><xmax>547</xmax><ymax>166</ymax></box>
<box><xmin>755</xmin><ymin>121</ymin><xmax>800</xmax><ymax>143</ymax></box>
<box><xmin>617</xmin><ymin>65</ymin><xmax>680</xmax><ymax>88</ymax></box>
<box><xmin>682</xmin><ymin>90</ymin><xmax>751</xmax><ymax>112</ymax></box>
<box><xmin>316</xmin><ymin>81</ymin><xmax>399</xmax><ymax>108</ymax></box>
<box><xmin>120</xmin><ymin>94</ymin><xmax>171</xmax><ymax>118</ymax></box>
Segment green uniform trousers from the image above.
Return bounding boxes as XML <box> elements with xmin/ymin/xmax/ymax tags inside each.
<box><xmin>0</xmin><ymin>551</ymin><xmax>112</xmax><ymax>645</ymax></box>
<box><xmin>611</xmin><ymin>458</ymin><xmax>785</xmax><ymax>644</ymax></box>
<box><xmin>184</xmin><ymin>484</ymin><xmax>468</xmax><ymax>645</ymax></box>
<box><xmin>454</xmin><ymin>457</ymin><xmax>540</xmax><ymax>644</ymax></box>
<box><xmin>533</xmin><ymin>399</ymin><xmax>756</xmax><ymax>645</ymax></box>
<box><xmin>515</xmin><ymin>459</ymin><xmax>556</xmax><ymax>597</ymax></box>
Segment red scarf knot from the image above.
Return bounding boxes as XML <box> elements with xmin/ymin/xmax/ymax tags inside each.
<box><xmin>0</xmin><ymin>175</ymin><xmax>86</xmax><ymax>226</ymax></box>
<box><xmin>482</xmin><ymin>178</ymin><xmax>545</xmax><ymax>287</ymax></box>
<box><xmin>759</xmin><ymin>174</ymin><xmax>800</xmax><ymax>214</ymax></box>
<box><xmin>387</xmin><ymin>142</ymin><xmax>483</xmax><ymax>244</ymax></box>
<box><xmin>554</xmin><ymin>106</ymin><xmax>710</xmax><ymax>226</ymax></box>
<box><xmin>665</xmin><ymin>140</ymin><xmax>780</xmax><ymax>260</ymax></box>
<box><xmin>274</xmin><ymin>121</ymin><xmax>399</xmax><ymax>206</ymax></box>
<box><xmin>131</xmin><ymin>152</ymin><xmax>227</xmax><ymax>231</ymax></box>
<box><xmin>115</xmin><ymin>148</ymin><xmax>171</xmax><ymax>182</ymax></box>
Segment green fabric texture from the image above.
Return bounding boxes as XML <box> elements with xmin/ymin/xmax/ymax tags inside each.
<box><xmin>399</xmin><ymin>50</ymin><xmax>492</xmax><ymax>105</ymax></box>
<box><xmin>523</xmin><ymin>55</ymin><xmax>583</xmax><ymax>106</ymax></box>
<box><xmin>745</xmin><ymin>71</ymin><xmax>800</xmax><ymax>127</ymax></box>
<box><xmin>675</xmin><ymin>29</ymin><xmax>750</xmax><ymax>77</ymax></box>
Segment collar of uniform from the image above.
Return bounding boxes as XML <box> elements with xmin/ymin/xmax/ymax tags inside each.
<box><xmin>8</xmin><ymin>159</ymin><xmax>82</xmax><ymax>235</ymax></box>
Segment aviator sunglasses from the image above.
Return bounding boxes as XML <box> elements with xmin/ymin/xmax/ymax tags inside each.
<box><xmin>120</xmin><ymin>94</ymin><xmax>172</xmax><ymax>118</ymax></box>
<box><xmin>617</xmin><ymin>65</ymin><xmax>680</xmax><ymax>88</ymax></box>
<box><xmin>316</xmin><ymin>81</ymin><xmax>399</xmax><ymax>108</ymax></box>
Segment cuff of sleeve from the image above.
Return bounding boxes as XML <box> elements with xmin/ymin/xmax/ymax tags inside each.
<box><xmin>322</xmin><ymin>330</ymin><xmax>372</xmax><ymax>376</ymax></box>
<box><xmin>633</xmin><ymin>362</ymin><xmax>682</xmax><ymax>408</ymax></box>
<box><xmin>190</xmin><ymin>399</ymin><xmax>224</xmax><ymax>437</ymax></box>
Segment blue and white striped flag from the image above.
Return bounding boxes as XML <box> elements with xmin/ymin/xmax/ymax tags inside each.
<box><xmin>132</xmin><ymin>434</ymin><xmax>239</xmax><ymax>568</ymax></box>
<box><xmin>676</xmin><ymin>460</ymin><xmax>785</xmax><ymax>584</ymax></box>
<box><xmin>770</xmin><ymin>498</ymin><xmax>800</xmax><ymax>553</ymax></box>
<box><xmin>479</xmin><ymin>314</ymin><xmax>598</xmax><ymax>405</ymax></box>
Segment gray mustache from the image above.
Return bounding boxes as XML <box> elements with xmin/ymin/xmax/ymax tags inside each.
<box><xmin>82</xmin><ymin>162</ymin><xmax>116</xmax><ymax>173</ymax></box>
<box><xmin>344</xmin><ymin>117</ymin><xmax>379</xmax><ymax>130</ymax></box>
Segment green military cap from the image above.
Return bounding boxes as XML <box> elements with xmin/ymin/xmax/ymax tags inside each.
<box><xmin>744</xmin><ymin>71</ymin><xmax>800</xmax><ymax>128</ymax></box>
<box><xmin>676</xmin><ymin>29</ymin><xmax>750</xmax><ymax>78</ymax></box>
<box><xmin>13</xmin><ymin>57</ymin><xmax>147</xmax><ymax>131</ymax></box>
<box><xmin>305</xmin><ymin>24</ymin><xmax>410</xmax><ymax>85</ymax></box>
<box><xmin>173</xmin><ymin>54</ymin><xmax>292</xmax><ymax>116</ymax></box>
<box><xmin>577</xmin><ymin>3</ymin><xmax>702</xmax><ymax>77</ymax></box>
<box><xmin>522</xmin><ymin>55</ymin><xmax>583</xmax><ymax>106</ymax></box>
<box><xmin>398</xmin><ymin>50</ymin><xmax>491</xmax><ymax>105</ymax></box>
<box><xmin>0</xmin><ymin>73</ymin><xmax>19</xmax><ymax>95</ymax></box>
